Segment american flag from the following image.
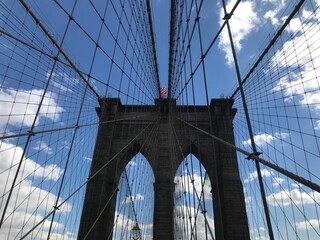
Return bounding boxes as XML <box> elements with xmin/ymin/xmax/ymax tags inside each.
<box><xmin>160</xmin><ymin>87</ymin><xmax>167</xmax><ymax>98</ymax></box>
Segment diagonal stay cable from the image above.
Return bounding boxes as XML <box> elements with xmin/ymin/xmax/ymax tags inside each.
<box><xmin>105</xmin><ymin>121</ymin><xmax>159</xmax><ymax>240</ymax></box>
<box><xmin>84</xmin><ymin>115</ymin><xmax>158</xmax><ymax>240</ymax></box>
<box><xmin>167</xmin><ymin>0</ymin><xmax>178</xmax><ymax>98</ymax></box>
<box><xmin>230</xmin><ymin>0</ymin><xmax>306</xmax><ymax>99</ymax></box>
<box><xmin>146</xmin><ymin>0</ymin><xmax>161</xmax><ymax>97</ymax></box>
<box><xmin>0</xmin><ymin>113</ymin><xmax>156</xmax><ymax>141</ymax></box>
<box><xmin>82</xmin><ymin>187</ymin><xmax>118</xmax><ymax>240</ymax></box>
<box><xmin>0</xmin><ymin>29</ymin><xmax>63</xmax><ymax>65</ymax></box>
<box><xmin>170</xmin><ymin>117</ymin><xmax>215</xmax><ymax>239</ymax></box>
<box><xmin>171</xmin><ymin>121</ymin><xmax>215</xmax><ymax>239</ymax></box>
<box><xmin>0</xmin><ymin>116</ymin><xmax>157</xmax><ymax>203</ymax></box>
<box><xmin>220</xmin><ymin>0</ymin><xmax>275</xmax><ymax>238</ymax></box>
<box><xmin>0</xmin><ymin>0</ymin><xmax>79</xmax><ymax>229</ymax></box>
<box><xmin>19</xmin><ymin>117</ymin><xmax>158</xmax><ymax>240</ymax></box>
<box><xmin>0</xmin><ymin>28</ymin><xmax>151</xmax><ymax>105</ymax></box>
<box><xmin>18</xmin><ymin>0</ymin><xmax>102</xmax><ymax>101</ymax></box>
<box><xmin>47</xmin><ymin>83</ymin><xmax>90</xmax><ymax>238</ymax></box>
<box><xmin>172</xmin><ymin>0</ymin><xmax>241</xmax><ymax>99</ymax></box>
<box><xmin>176</xmin><ymin>117</ymin><xmax>320</xmax><ymax>194</ymax></box>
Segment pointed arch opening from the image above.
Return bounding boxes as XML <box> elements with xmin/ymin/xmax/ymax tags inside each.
<box><xmin>174</xmin><ymin>153</ymin><xmax>215</xmax><ymax>240</ymax></box>
<box><xmin>112</xmin><ymin>152</ymin><xmax>154</xmax><ymax>240</ymax></box>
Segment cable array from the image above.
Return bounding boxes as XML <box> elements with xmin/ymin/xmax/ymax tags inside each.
<box><xmin>167</xmin><ymin>0</ymin><xmax>320</xmax><ymax>240</ymax></box>
<box><xmin>232</xmin><ymin>1</ymin><xmax>320</xmax><ymax>239</ymax></box>
<box><xmin>0</xmin><ymin>0</ymin><xmax>320</xmax><ymax>239</ymax></box>
<box><xmin>113</xmin><ymin>154</ymin><xmax>154</xmax><ymax>240</ymax></box>
<box><xmin>0</xmin><ymin>0</ymin><xmax>159</xmax><ymax>239</ymax></box>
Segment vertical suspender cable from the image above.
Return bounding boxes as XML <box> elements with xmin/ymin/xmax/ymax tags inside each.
<box><xmin>220</xmin><ymin>1</ymin><xmax>275</xmax><ymax>239</ymax></box>
<box><xmin>0</xmin><ymin>0</ymin><xmax>79</xmax><ymax>229</ymax></box>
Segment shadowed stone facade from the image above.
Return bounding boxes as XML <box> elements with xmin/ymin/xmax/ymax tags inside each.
<box><xmin>77</xmin><ymin>98</ymin><xmax>249</xmax><ymax>240</ymax></box>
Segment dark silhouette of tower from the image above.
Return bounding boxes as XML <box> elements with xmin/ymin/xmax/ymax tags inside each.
<box><xmin>78</xmin><ymin>98</ymin><xmax>249</xmax><ymax>240</ymax></box>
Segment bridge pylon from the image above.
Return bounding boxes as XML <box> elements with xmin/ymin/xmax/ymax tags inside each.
<box><xmin>78</xmin><ymin>98</ymin><xmax>249</xmax><ymax>240</ymax></box>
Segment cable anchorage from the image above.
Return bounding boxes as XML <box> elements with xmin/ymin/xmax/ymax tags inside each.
<box><xmin>245</xmin><ymin>151</ymin><xmax>262</xmax><ymax>160</ymax></box>
<box><xmin>223</xmin><ymin>13</ymin><xmax>233</xmax><ymax>20</ymax></box>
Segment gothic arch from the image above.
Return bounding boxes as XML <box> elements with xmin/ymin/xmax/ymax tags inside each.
<box><xmin>79</xmin><ymin>98</ymin><xmax>250</xmax><ymax>240</ymax></box>
<box><xmin>113</xmin><ymin>151</ymin><xmax>155</xmax><ymax>240</ymax></box>
<box><xmin>173</xmin><ymin>139</ymin><xmax>216</xmax><ymax>186</ymax></box>
<box><xmin>108</xmin><ymin>141</ymin><xmax>156</xmax><ymax>184</ymax></box>
<box><xmin>173</xmin><ymin>153</ymin><xmax>215</xmax><ymax>239</ymax></box>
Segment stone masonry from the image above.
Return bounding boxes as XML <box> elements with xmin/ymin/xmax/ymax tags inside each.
<box><xmin>77</xmin><ymin>98</ymin><xmax>249</xmax><ymax>240</ymax></box>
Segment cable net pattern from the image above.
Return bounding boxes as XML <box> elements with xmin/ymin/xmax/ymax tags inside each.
<box><xmin>0</xmin><ymin>0</ymin><xmax>159</xmax><ymax>239</ymax></box>
<box><xmin>233</xmin><ymin>1</ymin><xmax>320</xmax><ymax>239</ymax></box>
<box><xmin>0</xmin><ymin>0</ymin><xmax>319</xmax><ymax>239</ymax></box>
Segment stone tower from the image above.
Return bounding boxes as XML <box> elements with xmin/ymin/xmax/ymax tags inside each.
<box><xmin>77</xmin><ymin>98</ymin><xmax>249</xmax><ymax>240</ymax></box>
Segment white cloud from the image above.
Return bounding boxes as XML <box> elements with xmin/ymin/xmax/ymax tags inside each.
<box><xmin>255</xmin><ymin>237</ymin><xmax>269</xmax><ymax>240</ymax></box>
<box><xmin>288</xmin><ymin>14</ymin><xmax>300</xmax><ymax>29</ymax></box>
<box><xmin>83</xmin><ymin>156</ymin><xmax>92</xmax><ymax>162</ymax></box>
<box><xmin>128</xmin><ymin>160</ymin><xmax>136</xmax><ymax>166</ymax></box>
<box><xmin>250</xmin><ymin>226</ymin><xmax>268</xmax><ymax>240</ymax></box>
<box><xmin>122</xmin><ymin>194</ymin><xmax>144</xmax><ymax>204</ymax></box>
<box><xmin>296</xmin><ymin>219</ymin><xmax>320</xmax><ymax>230</ymax></box>
<box><xmin>271</xmin><ymin>23</ymin><xmax>319</xmax><ymax>69</ymax></box>
<box><xmin>263</xmin><ymin>0</ymin><xmax>286</xmax><ymax>26</ymax></box>
<box><xmin>218</xmin><ymin>0</ymin><xmax>260</xmax><ymax>65</ymax></box>
<box><xmin>315</xmin><ymin>120</ymin><xmax>320</xmax><ymax>130</ymax></box>
<box><xmin>0</xmin><ymin>211</ymin><xmax>71</xmax><ymax>240</ymax></box>
<box><xmin>89</xmin><ymin>79</ymin><xmax>98</xmax><ymax>92</ymax></box>
<box><xmin>0</xmin><ymin>87</ymin><xmax>64</xmax><ymax>131</ymax></box>
<box><xmin>245</xmin><ymin>195</ymin><xmax>252</xmax><ymax>205</ymax></box>
<box><xmin>271</xmin><ymin>11</ymin><xmax>320</xmax><ymax>112</ymax></box>
<box><xmin>49</xmin><ymin>231</ymin><xmax>76</xmax><ymax>240</ymax></box>
<box><xmin>261</xmin><ymin>0</ymin><xmax>281</xmax><ymax>4</ymax></box>
<box><xmin>266</xmin><ymin>188</ymin><xmax>320</xmax><ymax>206</ymax></box>
<box><xmin>174</xmin><ymin>204</ymin><xmax>214</xmax><ymax>239</ymax></box>
<box><xmin>113</xmin><ymin>211</ymin><xmax>153</xmax><ymax>240</ymax></box>
<box><xmin>273</xmin><ymin>71</ymin><xmax>320</xmax><ymax>108</ymax></box>
<box><xmin>242</xmin><ymin>132</ymin><xmax>289</xmax><ymax>147</ymax></box>
<box><xmin>245</xmin><ymin>173</ymin><xmax>284</xmax><ymax>186</ymax></box>
<box><xmin>0</xmin><ymin>142</ymin><xmax>63</xmax><ymax>182</ymax></box>
<box><xmin>256</xmin><ymin>227</ymin><xmax>266</xmax><ymax>232</ymax></box>
<box><xmin>243</xmin><ymin>133</ymin><xmax>273</xmax><ymax>146</ymax></box>
<box><xmin>291</xmin><ymin>183</ymin><xmax>302</xmax><ymax>188</ymax></box>
<box><xmin>60</xmin><ymin>140</ymin><xmax>71</xmax><ymax>150</ymax></box>
<box><xmin>48</xmin><ymin>71</ymin><xmax>79</xmax><ymax>93</ymax></box>
<box><xmin>174</xmin><ymin>173</ymin><xmax>212</xmax><ymax>201</ymax></box>
<box><xmin>274</xmin><ymin>132</ymin><xmax>290</xmax><ymax>139</ymax></box>
<box><xmin>272</xmin><ymin>177</ymin><xmax>285</xmax><ymax>187</ymax></box>
<box><xmin>0</xmin><ymin>141</ymin><xmax>71</xmax><ymax>239</ymax></box>
<box><xmin>244</xmin><ymin>169</ymin><xmax>273</xmax><ymax>183</ymax></box>
<box><xmin>52</xmin><ymin>81</ymin><xmax>73</xmax><ymax>93</ymax></box>
<box><xmin>33</xmin><ymin>140</ymin><xmax>53</xmax><ymax>155</ymax></box>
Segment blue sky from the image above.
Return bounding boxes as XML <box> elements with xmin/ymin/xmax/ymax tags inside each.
<box><xmin>1</xmin><ymin>0</ymin><xmax>320</xmax><ymax>239</ymax></box>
